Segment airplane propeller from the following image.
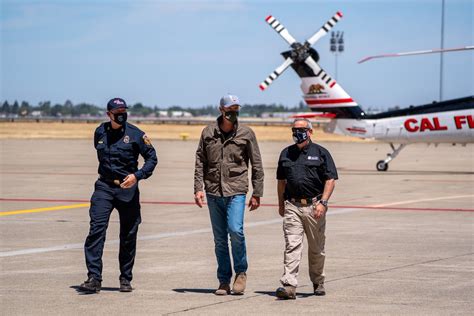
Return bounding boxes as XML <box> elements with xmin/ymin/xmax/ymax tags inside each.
<box><xmin>260</xmin><ymin>12</ymin><xmax>343</xmax><ymax>91</ymax></box>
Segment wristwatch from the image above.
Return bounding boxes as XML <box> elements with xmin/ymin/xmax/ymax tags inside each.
<box><xmin>319</xmin><ymin>200</ymin><xmax>328</xmax><ymax>207</ymax></box>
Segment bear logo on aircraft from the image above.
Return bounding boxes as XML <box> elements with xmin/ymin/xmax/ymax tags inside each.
<box><xmin>308</xmin><ymin>84</ymin><xmax>325</xmax><ymax>94</ymax></box>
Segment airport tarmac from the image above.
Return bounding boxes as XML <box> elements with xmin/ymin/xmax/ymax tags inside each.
<box><xmin>1</xmin><ymin>139</ymin><xmax>473</xmax><ymax>315</ymax></box>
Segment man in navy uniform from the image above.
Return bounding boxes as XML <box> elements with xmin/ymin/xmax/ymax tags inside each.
<box><xmin>79</xmin><ymin>97</ymin><xmax>157</xmax><ymax>293</ymax></box>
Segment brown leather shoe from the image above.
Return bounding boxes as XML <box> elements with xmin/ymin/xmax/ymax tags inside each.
<box><xmin>313</xmin><ymin>283</ymin><xmax>326</xmax><ymax>296</ymax></box>
<box><xmin>79</xmin><ymin>277</ymin><xmax>101</xmax><ymax>294</ymax></box>
<box><xmin>119</xmin><ymin>277</ymin><xmax>133</xmax><ymax>292</ymax></box>
<box><xmin>215</xmin><ymin>283</ymin><xmax>231</xmax><ymax>295</ymax></box>
<box><xmin>276</xmin><ymin>285</ymin><xmax>296</xmax><ymax>300</ymax></box>
<box><xmin>232</xmin><ymin>272</ymin><xmax>247</xmax><ymax>295</ymax></box>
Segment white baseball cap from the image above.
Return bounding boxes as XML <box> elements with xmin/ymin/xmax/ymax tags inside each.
<box><xmin>219</xmin><ymin>94</ymin><xmax>240</xmax><ymax>108</ymax></box>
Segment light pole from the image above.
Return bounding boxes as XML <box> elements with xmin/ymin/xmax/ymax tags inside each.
<box><xmin>439</xmin><ymin>0</ymin><xmax>445</xmax><ymax>101</ymax></box>
<box><xmin>330</xmin><ymin>31</ymin><xmax>344</xmax><ymax>80</ymax></box>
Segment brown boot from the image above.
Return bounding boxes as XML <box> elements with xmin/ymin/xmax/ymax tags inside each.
<box><xmin>276</xmin><ymin>285</ymin><xmax>296</xmax><ymax>300</ymax></box>
<box><xmin>215</xmin><ymin>283</ymin><xmax>230</xmax><ymax>296</ymax></box>
<box><xmin>232</xmin><ymin>272</ymin><xmax>247</xmax><ymax>295</ymax></box>
<box><xmin>313</xmin><ymin>283</ymin><xmax>326</xmax><ymax>296</ymax></box>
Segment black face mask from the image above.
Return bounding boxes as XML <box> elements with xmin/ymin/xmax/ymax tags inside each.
<box><xmin>112</xmin><ymin>112</ymin><xmax>128</xmax><ymax>125</ymax></box>
<box><xmin>292</xmin><ymin>128</ymin><xmax>309</xmax><ymax>144</ymax></box>
<box><xmin>224</xmin><ymin>111</ymin><xmax>239</xmax><ymax>124</ymax></box>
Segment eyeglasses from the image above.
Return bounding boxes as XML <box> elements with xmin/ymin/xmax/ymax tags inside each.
<box><xmin>292</xmin><ymin>128</ymin><xmax>310</xmax><ymax>133</ymax></box>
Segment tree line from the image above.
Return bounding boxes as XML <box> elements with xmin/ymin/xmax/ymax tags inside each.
<box><xmin>0</xmin><ymin>100</ymin><xmax>309</xmax><ymax>118</ymax></box>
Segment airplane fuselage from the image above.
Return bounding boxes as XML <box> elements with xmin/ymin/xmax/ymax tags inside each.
<box><xmin>325</xmin><ymin>109</ymin><xmax>474</xmax><ymax>143</ymax></box>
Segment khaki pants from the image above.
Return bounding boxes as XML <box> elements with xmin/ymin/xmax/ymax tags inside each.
<box><xmin>280</xmin><ymin>200</ymin><xmax>326</xmax><ymax>287</ymax></box>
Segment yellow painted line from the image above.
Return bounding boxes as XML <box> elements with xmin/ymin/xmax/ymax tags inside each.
<box><xmin>0</xmin><ymin>203</ymin><xmax>90</xmax><ymax>217</ymax></box>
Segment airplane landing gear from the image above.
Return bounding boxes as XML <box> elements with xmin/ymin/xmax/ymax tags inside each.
<box><xmin>376</xmin><ymin>143</ymin><xmax>406</xmax><ymax>172</ymax></box>
<box><xmin>376</xmin><ymin>160</ymin><xmax>388</xmax><ymax>171</ymax></box>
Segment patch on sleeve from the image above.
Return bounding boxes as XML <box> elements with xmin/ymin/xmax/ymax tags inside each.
<box><xmin>143</xmin><ymin>134</ymin><xmax>152</xmax><ymax>146</ymax></box>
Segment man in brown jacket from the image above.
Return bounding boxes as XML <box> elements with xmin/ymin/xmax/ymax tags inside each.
<box><xmin>194</xmin><ymin>94</ymin><xmax>264</xmax><ymax>296</ymax></box>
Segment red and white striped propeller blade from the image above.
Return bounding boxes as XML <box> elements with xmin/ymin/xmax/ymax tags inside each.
<box><xmin>259</xmin><ymin>57</ymin><xmax>294</xmax><ymax>91</ymax></box>
<box><xmin>358</xmin><ymin>45</ymin><xmax>474</xmax><ymax>63</ymax></box>
<box><xmin>265</xmin><ymin>15</ymin><xmax>297</xmax><ymax>46</ymax></box>
<box><xmin>306</xmin><ymin>11</ymin><xmax>343</xmax><ymax>46</ymax></box>
<box><xmin>304</xmin><ymin>56</ymin><xmax>337</xmax><ymax>88</ymax></box>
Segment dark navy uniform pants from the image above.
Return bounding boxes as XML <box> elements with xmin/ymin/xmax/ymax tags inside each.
<box><xmin>84</xmin><ymin>179</ymin><xmax>141</xmax><ymax>282</ymax></box>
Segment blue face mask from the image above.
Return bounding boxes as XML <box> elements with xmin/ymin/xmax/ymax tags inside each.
<box><xmin>292</xmin><ymin>128</ymin><xmax>309</xmax><ymax>144</ymax></box>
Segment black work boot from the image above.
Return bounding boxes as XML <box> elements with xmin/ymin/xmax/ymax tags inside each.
<box><xmin>119</xmin><ymin>277</ymin><xmax>133</xmax><ymax>292</ymax></box>
<box><xmin>79</xmin><ymin>277</ymin><xmax>101</xmax><ymax>293</ymax></box>
<box><xmin>313</xmin><ymin>283</ymin><xmax>326</xmax><ymax>296</ymax></box>
<box><xmin>276</xmin><ymin>285</ymin><xmax>296</xmax><ymax>300</ymax></box>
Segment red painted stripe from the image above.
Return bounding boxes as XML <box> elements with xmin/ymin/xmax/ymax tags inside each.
<box><xmin>330</xmin><ymin>82</ymin><xmax>336</xmax><ymax>88</ymax></box>
<box><xmin>290</xmin><ymin>113</ymin><xmax>336</xmax><ymax>119</ymax></box>
<box><xmin>306</xmin><ymin>98</ymin><xmax>353</xmax><ymax>105</ymax></box>
<box><xmin>1</xmin><ymin>198</ymin><xmax>473</xmax><ymax>212</ymax></box>
<box><xmin>337</xmin><ymin>11</ymin><xmax>343</xmax><ymax>17</ymax></box>
<box><xmin>265</xmin><ymin>15</ymin><xmax>272</xmax><ymax>22</ymax></box>
<box><xmin>259</xmin><ymin>84</ymin><xmax>266</xmax><ymax>91</ymax></box>
<box><xmin>346</xmin><ymin>127</ymin><xmax>366</xmax><ymax>133</ymax></box>
<box><xmin>330</xmin><ymin>205</ymin><xmax>474</xmax><ymax>213</ymax></box>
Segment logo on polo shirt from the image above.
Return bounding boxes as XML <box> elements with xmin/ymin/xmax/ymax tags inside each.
<box><xmin>307</xmin><ymin>156</ymin><xmax>320</xmax><ymax>160</ymax></box>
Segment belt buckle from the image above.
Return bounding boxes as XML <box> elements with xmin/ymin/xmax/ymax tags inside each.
<box><xmin>113</xmin><ymin>180</ymin><xmax>121</xmax><ymax>186</ymax></box>
<box><xmin>301</xmin><ymin>199</ymin><xmax>307</xmax><ymax>205</ymax></box>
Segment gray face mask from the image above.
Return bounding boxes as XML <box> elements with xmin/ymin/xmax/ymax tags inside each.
<box><xmin>224</xmin><ymin>111</ymin><xmax>239</xmax><ymax>124</ymax></box>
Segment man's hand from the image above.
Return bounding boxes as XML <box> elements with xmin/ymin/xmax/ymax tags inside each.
<box><xmin>121</xmin><ymin>174</ymin><xmax>137</xmax><ymax>189</ymax></box>
<box><xmin>313</xmin><ymin>203</ymin><xmax>327</xmax><ymax>220</ymax></box>
<box><xmin>194</xmin><ymin>191</ymin><xmax>205</xmax><ymax>208</ymax></box>
<box><xmin>248</xmin><ymin>196</ymin><xmax>260</xmax><ymax>211</ymax></box>
<box><xmin>278</xmin><ymin>204</ymin><xmax>285</xmax><ymax>217</ymax></box>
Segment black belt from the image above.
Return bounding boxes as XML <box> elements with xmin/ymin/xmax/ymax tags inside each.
<box><xmin>288</xmin><ymin>197</ymin><xmax>316</xmax><ymax>205</ymax></box>
<box><xmin>99</xmin><ymin>176</ymin><xmax>122</xmax><ymax>186</ymax></box>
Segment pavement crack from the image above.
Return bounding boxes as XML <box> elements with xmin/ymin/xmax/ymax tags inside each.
<box><xmin>326</xmin><ymin>252</ymin><xmax>474</xmax><ymax>284</ymax></box>
<box><xmin>164</xmin><ymin>252</ymin><xmax>473</xmax><ymax>315</ymax></box>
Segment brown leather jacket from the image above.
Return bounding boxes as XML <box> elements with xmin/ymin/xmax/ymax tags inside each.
<box><xmin>194</xmin><ymin>117</ymin><xmax>264</xmax><ymax>197</ymax></box>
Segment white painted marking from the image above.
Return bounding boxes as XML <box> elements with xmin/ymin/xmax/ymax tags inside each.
<box><xmin>0</xmin><ymin>208</ymin><xmax>360</xmax><ymax>258</ymax></box>
<box><xmin>373</xmin><ymin>195</ymin><xmax>474</xmax><ymax>207</ymax></box>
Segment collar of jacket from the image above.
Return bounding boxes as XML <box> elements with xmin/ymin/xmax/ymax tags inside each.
<box><xmin>106</xmin><ymin>121</ymin><xmax>127</xmax><ymax>133</ymax></box>
<box><xmin>214</xmin><ymin>115</ymin><xmax>238</xmax><ymax>137</ymax></box>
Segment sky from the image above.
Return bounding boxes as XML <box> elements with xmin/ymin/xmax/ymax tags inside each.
<box><xmin>1</xmin><ymin>0</ymin><xmax>473</xmax><ymax>110</ymax></box>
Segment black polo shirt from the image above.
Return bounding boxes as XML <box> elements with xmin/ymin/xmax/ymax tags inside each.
<box><xmin>276</xmin><ymin>141</ymin><xmax>338</xmax><ymax>199</ymax></box>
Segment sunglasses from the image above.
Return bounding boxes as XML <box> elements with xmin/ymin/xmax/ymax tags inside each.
<box><xmin>292</xmin><ymin>127</ymin><xmax>310</xmax><ymax>132</ymax></box>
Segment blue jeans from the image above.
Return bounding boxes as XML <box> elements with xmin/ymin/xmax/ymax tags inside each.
<box><xmin>206</xmin><ymin>193</ymin><xmax>248</xmax><ymax>284</ymax></box>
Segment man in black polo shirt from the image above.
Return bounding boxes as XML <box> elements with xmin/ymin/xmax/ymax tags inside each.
<box><xmin>275</xmin><ymin>118</ymin><xmax>338</xmax><ymax>299</ymax></box>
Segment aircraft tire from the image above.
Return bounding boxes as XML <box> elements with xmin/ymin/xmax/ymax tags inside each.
<box><xmin>376</xmin><ymin>160</ymin><xmax>388</xmax><ymax>172</ymax></box>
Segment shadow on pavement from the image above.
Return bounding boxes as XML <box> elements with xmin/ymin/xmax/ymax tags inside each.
<box><xmin>70</xmin><ymin>285</ymin><xmax>120</xmax><ymax>295</ymax></box>
<box><xmin>172</xmin><ymin>288</ymin><xmax>216</xmax><ymax>294</ymax></box>
<box><xmin>254</xmin><ymin>290</ymin><xmax>314</xmax><ymax>299</ymax></box>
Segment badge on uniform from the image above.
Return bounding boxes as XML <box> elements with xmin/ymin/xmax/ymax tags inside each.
<box><xmin>143</xmin><ymin>134</ymin><xmax>152</xmax><ymax>146</ymax></box>
<box><xmin>123</xmin><ymin>135</ymin><xmax>130</xmax><ymax>143</ymax></box>
<box><xmin>308</xmin><ymin>156</ymin><xmax>320</xmax><ymax>160</ymax></box>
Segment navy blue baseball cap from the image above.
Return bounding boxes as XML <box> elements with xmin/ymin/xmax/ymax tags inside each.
<box><xmin>107</xmin><ymin>98</ymin><xmax>128</xmax><ymax>111</ymax></box>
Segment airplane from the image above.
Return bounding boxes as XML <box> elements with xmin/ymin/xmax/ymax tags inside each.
<box><xmin>259</xmin><ymin>12</ymin><xmax>474</xmax><ymax>171</ymax></box>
